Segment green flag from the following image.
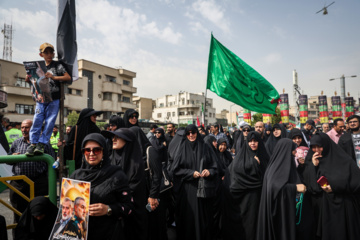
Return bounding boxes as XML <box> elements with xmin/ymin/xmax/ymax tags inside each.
<box><xmin>207</xmin><ymin>34</ymin><xmax>280</xmax><ymax>114</ymax></box>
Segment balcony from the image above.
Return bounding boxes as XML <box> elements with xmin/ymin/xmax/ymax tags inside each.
<box><xmin>122</xmin><ymin>84</ymin><xmax>137</xmax><ymax>93</ymax></box>
<box><xmin>0</xmin><ymin>85</ymin><xmax>32</xmax><ymax>97</ymax></box>
<box><xmin>102</xmin><ymin>81</ymin><xmax>122</xmax><ymax>94</ymax></box>
<box><xmin>120</xmin><ymin>101</ymin><xmax>136</xmax><ymax>110</ymax></box>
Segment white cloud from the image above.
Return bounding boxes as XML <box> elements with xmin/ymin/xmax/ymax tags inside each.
<box><xmin>188</xmin><ymin>0</ymin><xmax>230</xmax><ymax>33</ymax></box>
<box><xmin>189</xmin><ymin>21</ymin><xmax>208</xmax><ymax>34</ymax></box>
<box><xmin>272</xmin><ymin>26</ymin><xmax>287</xmax><ymax>39</ymax></box>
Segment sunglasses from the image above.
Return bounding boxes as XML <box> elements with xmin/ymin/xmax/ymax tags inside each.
<box><xmin>130</xmin><ymin>115</ymin><xmax>138</xmax><ymax>119</ymax></box>
<box><xmin>243</xmin><ymin>129</ymin><xmax>250</xmax><ymax>132</ymax></box>
<box><xmin>155</xmin><ymin>132</ymin><xmax>161</xmax><ymax>134</ymax></box>
<box><xmin>82</xmin><ymin>147</ymin><xmax>103</xmax><ymax>155</ymax></box>
<box><xmin>186</xmin><ymin>131</ymin><xmax>196</xmax><ymax>135</ymax></box>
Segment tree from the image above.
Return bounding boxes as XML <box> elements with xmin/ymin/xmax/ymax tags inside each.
<box><xmin>252</xmin><ymin>112</ymin><xmax>263</xmax><ymax>124</ymax></box>
<box><xmin>271</xmin><ymin>107</ymin><xmax>281</xmax><ymax>124</ymax></box>
<box><xmin>66</xmin><ymin>111</ymin><xmax>79</xmax><ymax>127</ymax></box>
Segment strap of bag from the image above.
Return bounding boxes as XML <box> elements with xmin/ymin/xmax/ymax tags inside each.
<box><xmin>72</xmin><ymin>125</ymin><xmax>78</xmax><ymax>160</ymax></box>
<box><xmin>145</xmin><ymin>146</ymin><xmax>152</xmax><ymax>178</ymax></box>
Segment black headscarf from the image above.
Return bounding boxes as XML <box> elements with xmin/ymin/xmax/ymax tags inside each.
<box><xmin>204</xmin><ymin>135</ymin><xmax>217</xmax><ymax>152</ymax></box>
<box><xmin>129</xmin><ymin>126</ymin><xmax>151</xmax><ymax>162</ymax></box>
<box><xmin>66</xmin><ymin>108</ymin><xmax>101</xmax><ymax>168</ymax></box>
<box><xmin>70</xmin><ymin>133</ymin><xmax>120</xmax><ymax>188</ymax></box>
<box><xmin>15</xmin><ymin>196</ymin><xmax>58</xmax><ymax>240</ymax></box>
<box><xmin>150</xmin><ymin>127</ymin><xmax>166</xmax><ymax>151</ymax></box>
<box><xmin>257</xmin><ymin>138</ymin><xmax>300</xmax><ymax>240</ymax></box>
<box><xmin>109</xmin><ymin>115</ymin><xmax>125</xmax><ymax>130</ymax></box>
<box><xmin>265</xmin><ymin>123</ymin><xmax>287</xmax><ymax>156</ymax></box>
<box><xmin>217</xmin><ymin>138</ymin><xmax>233</xmax><ymax>168</ymax></box>
<box><xmin>167</xmin><ymin>128</ymin><xmax>185</xmax><ymax>180</ymax></box>
<box><xmin>228</xmin><ymin>131</ymin><xmax>269</xmax><ymax>196</ymax></box>
<box><xmin>288</xmin><ymin>128</ymin><xmax>308</xmax><ymax>147</ymax></box>
<box><xmin>123</xmin><ymin>109</ymin><xmax>139</xmax><ymax>128</ymax></box>
<box><xmin>265</xmin><ymin>125</ymin><xmax>272</xmax><ymax>137</ymax></box>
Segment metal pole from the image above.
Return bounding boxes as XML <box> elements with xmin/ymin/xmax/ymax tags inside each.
<box><xmin>58</xmin><ymin>83</ymin><xmax>64</xmax><ymax>180</ymax></box>
<box><xmin>204</xmin><ymin>90</ymin><xmax>207</xmax><ymax>126</ymax></box>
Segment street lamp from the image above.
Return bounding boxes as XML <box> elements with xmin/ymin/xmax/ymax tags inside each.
<box><xmin>329</xmin><ymin>75</ymin><xmax>357</xmax><ymax>103</ymax></box>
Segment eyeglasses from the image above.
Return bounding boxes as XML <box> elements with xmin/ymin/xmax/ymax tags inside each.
<box><xmin>82</xmin><ymin>147</ymin><xmax>103</xmax><ymax>155</ymax></box>
<box><xmin>186</xmin><ymin>131</ymin><xmax>196</xmax><ymax>135</ymax></box>
<box><xmin>155</xmin><ymin>132</ymin><xmax>161</xmax><ymax>134</ymax></box>
<box><xmin>130</xmin><ymin>115</ymin><xmax>138</xmax><ymax>119</ymax></box>
<box><xmin>348</xmin><ymin>120</ymin><xmax>359</xmax><ymax>124</ymax></box>
<box><xmin>243</xmin><ymin>129</ymin><xmax>250</xmax><ymax>132</ymax></box>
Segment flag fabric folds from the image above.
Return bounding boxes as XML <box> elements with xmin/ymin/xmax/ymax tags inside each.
<box><xmin>57</xmin><ymin>0</ymin><xmax>78</xmax><ymax>82</ymax></box>
<box><xmin>206</xmin><ymin>34</ymin><xmax>280</xmax><ymax>114</ymax></box>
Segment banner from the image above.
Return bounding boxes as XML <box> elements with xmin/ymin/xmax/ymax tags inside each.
<box><xmin>280</xmin><ymin>93</ymin><xmax>289</xmax><ymax>124</ymax></box>
<box><xmin>318</xmin><ymin>95</ymin><xmax>329</xmax><ymax>123</ymax></box>
<box><xmin>299</xmin><ymin>95</ymin><xmax>308</xmax><ymax>124</ymax></box>
<box><xmin>331</xmin><ymin>96</ymin><xmax>342</xmax><ymax>120</ymax></box>
<box><xmin>243</xmin><ymin>109</ymin><xmax>251</xmax><ymax>125</ymax></box>
<box><xmin>49</xmin><ymin>178</ymin><xmax>91</xmax><ymax>240</ymax></box>
<box><xmin>263</xmin><ymin>114</ymin><xmax>272</xmax><ymax>124</ymax></box>
<box><xmin>345</xmin><ymin>97</ymin><xmax>354</xmax><ymax>120</ymax></box>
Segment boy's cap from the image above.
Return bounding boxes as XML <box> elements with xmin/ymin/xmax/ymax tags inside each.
<box><xmin>39</xmin><ymin>43</ymin><xmax>54</xmax><ymax>53</ymax></box>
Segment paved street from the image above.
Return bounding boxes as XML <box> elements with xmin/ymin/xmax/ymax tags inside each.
<box><xmin>0</xmin><ymin>189</ymin><xmax>13</xmax><ymax>240</ymax></box>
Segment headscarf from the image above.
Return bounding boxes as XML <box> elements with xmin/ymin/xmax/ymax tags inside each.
<box><xmin>109</xmin><ymin>115</ymin><xmax>125</xmax><ymax>130</ymax></box>
<box><xmin>66</xmin><ymin>108</ymin><xmax>101</xmax><ymax>168</ymax></box>
<box><xmin>228</xmin><ymin>131</ymin><xmax>269</xmax><ymax>196</ymax></box>
<box><xmin>204</xmin><ymin>135</ymin><xmax>217</xmax><ymax>152</ymax></box>
<box><xmin>265</xmin><ymin>123</ymin><xmax>287</xmax><ymax>156</ymax></box>
<box><xmin>257</xmin><ymin>139</ymin><xmax>299</xmax><ymax>240</ymax></box>
<box><xmin>303</xmin><ymin>133</ymin><xmax>360</xmax><ymax>194</ymax></box>
<box><xmin>129</xmin><ymin>126</ymin><xmax>151</xmax><ymax>162</ymax></box>
<box><xmin>123</xmin><ymin>109</ymin><xmax>139</xmax><ymax>128</ymax></box>
<box><xmin>15</xmin><ymin>196</ymin><xmax>58</xmax><ymax>240</ymax></box>
<box><xmin>70</xmin><ymin>133</ymin><xmax>119</xmax><ymax>188</ymax></box>
<box><xmin>234</xmin><ymin>125</ymin><xmax>251</xmax><ymax>154</ymax></box>
<box><xmin>150</xmin><ymin>127</ymin><xmax>166</xmax><ymax>151</ymax></box>
<box><xmin>217</xmin><ymin>138</ymin><xmax>233</xmax><ymax>168</ymax></box>
<box><xmin>265</xmin><ymin>125</ymin><xmax>272</xmax><ymax>137</ymax></box>
<box><xmin>288</xmin><ymin>128</ymin><xmax>308</xmax><ymax>147</ymax></box>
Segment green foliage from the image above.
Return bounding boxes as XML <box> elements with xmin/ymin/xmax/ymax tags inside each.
<box><xmin>272</xmin><ymin>107</ymin><xmax>281</xmax><ymax>124</ymax></box>
<box><xmin>251</xmin><ymin>107</ymin><xmax>281</xmax><ymax>126</ymax></box>
<box><xmin>96</xmin><ymin>121</ymin><xmax>107</xmax><ymax>130</ymax></box>
<box><xmin>66</xmin><ymin>111</ymin><xmax>79</xmax><ymax>127</ymax></box>
<box><xmin>252</xmin><ymin>112</ymin><xmax>263</xmax><ymax>124</ymax></box>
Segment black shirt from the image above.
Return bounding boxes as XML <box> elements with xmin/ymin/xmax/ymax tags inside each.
<box><xmin>46</xmin><ymin>61</ymin><xmax>67</xmax><ymax>100</ymax></box>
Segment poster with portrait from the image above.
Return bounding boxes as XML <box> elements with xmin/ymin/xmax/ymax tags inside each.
<box><xmin>23</xmin><ymin>60</ymin><xmax>52</xmax><ymax>103</ymax></box>
<box><xmin>49</xmin><ymin>178</ymin><xmax>91</xmax><ymax>240</ymax></box>
<box><xmin>295</xmin><ymin>146</ymin><xmax>309</xmax><ymax>167</ymax></box>
<box><xmin>351</xmin><ymin>133</ymin><xmax>360</xmax><ymax>168</ymax></box>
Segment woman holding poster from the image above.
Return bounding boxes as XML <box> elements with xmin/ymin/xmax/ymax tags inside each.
<box><xmin>70</xmin><ymin>133</ymin><xmax>133</xmax><ymax>240</ymax></box>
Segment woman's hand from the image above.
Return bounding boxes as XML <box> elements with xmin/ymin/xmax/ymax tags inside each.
<box><xmin>312</xmin><ymin>152</ymin><xmax>321</xmax><ymax>166</ymax></box>
<box><xmin>296</xmin><ymin>184</ymin><xmax>307</xmax><ymax>193</ymax></box>
<box><xmin>254</xmin><ymin>156</ymin><xmax>260</xmax><ymax>164</ymax></box>
<box><xmin>89</xmin><ymin>203</ymin><xmax>108</xmax><ymax>216</ymax></box>
<box><xmin>201</xmin><ymin>169</ymin><xmax>210</xmax><ymax>177</ymax></box>
<box><xmin>193</xmin><ymin>171</ymin><xmax>201</xmax><ymax>178</ymax></box>
<box><xmin>321</xmin><ymin>185</ymin><xmax>332</xmax><ymax>193</ymax></box>
<box><xmin>148</xmin><ymin>198</ymin><xmax>159</xmax><ymax>211</ymax></box>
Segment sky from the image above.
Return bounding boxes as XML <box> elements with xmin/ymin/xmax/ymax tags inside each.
<box><xmin>0</xmin><ymin>0</ymin><xmax>359</xmax><ymax>114</ymax></box>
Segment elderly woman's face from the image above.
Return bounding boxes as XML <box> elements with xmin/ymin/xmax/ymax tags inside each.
<box><xmin>83</xmin><ymin>141</ymin><xmax>103</xmax><ymax>166</ymax></box>
<box><xmin>219</xmin><ymin>142</ymin><xmax>227</xmax><ymax>152</ymax></box>
<box><xmin>112</xmin><ymin>136</ymin><xmax>126</xmax><ymax>150</ymax></box>
<box><xmin>186</xmin><ymin>131</ymin><xmax>197</xmax><ymax>142</ymax></box>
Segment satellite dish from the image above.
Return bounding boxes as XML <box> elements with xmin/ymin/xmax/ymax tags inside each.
<box><xmin>316</xmin><ymin>2</ymin><xmax>335</xmax><ymax>15</ymax></box>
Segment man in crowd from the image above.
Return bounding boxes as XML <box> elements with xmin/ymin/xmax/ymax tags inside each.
<box><xmin>165</xmin><ymin>123</ymin><xmax>175</xmax><ymax>146</ymax></box>
<box><xmin>50</xmin><ymin>125</ymin><xmax>60</xmax><ymax>156</ymax></box>
<box><xmin>338</xmin><ymin>115</ymin><xmax>360</xmax><ymax>163</ymax></box>
<box><xmin>322</xmin><ymin>123</ymin><xmax>330</xmax><ymax>133</ymax></box>
<box><xmin>53</xmin><ymin>197</ymin><xmax>73</xmax><ymax>237</ymax></box>
<box><xmin>5</xmin><ymin>122</ymin><xmax>22</xmax><ymax>147</ymax></box>
<box><xmin>302</xmin><ymin>119</ymin><xmax>316</xmax><ymax>142</ymax></box>
<box><xmin>210</xmin><ymin>122</ymin><xmax>229</xmax><ymax>148</ymax></box>
<box><xmin>326</xmin><ymin>118</ymin><xmax>345</xmax><ymax>144</ymax></box>
<box><xmin>1</xmin><ymin>117</ymin><xmax>10</xmax><ymax>132</ymax></box>
<box><xmin>64</xmin><ymin>125</ymin><xmax>72</xmax><ymax>142</ymax></box>
<box><xmin>146</xmin><ymin>123</ymin><xmax>158</xmax><ymax>141</ymax></box>
<box><xmin>255</xmin><ymin>121</ymin><xmax>268</xmax><ymax>143</ymax></box>
<box><xmin>7</xmin><ymin>119</ymin><xmax>55</xmax><ymax>237</ymax></box>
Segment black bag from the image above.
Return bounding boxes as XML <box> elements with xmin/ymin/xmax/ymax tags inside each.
<box><xmin>197</xmin><ymin>158</ymin><xmax>216</xmax><ymax>198</ymax></box>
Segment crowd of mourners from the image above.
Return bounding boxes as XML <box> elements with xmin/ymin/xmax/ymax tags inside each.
<box><xmin>1</xmin><ymin>110</ymin><xmax>360</xmax><ymax>240</ymax></box>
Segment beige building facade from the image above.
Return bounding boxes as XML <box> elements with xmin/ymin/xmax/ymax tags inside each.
<box><xmin>133</xmin><ymin>96</ymin><xmax>155</xmax><ymax>120</ymax></box>
<box><xmin>0</xmin><ymin>59</ymin><xmax>137</xmax><ymax>123</ymax></box>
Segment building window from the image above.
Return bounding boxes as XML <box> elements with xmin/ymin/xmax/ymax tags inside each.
<box><xmin>167</xmin><ymin>112</ymin><xmax>171</xmax><ymax>117</ymax></box>
<box><xmin>64</xmin><ymin>108</ymin><xmax>69</xmax><ymax>117</ymax></box>
<box><xmin>179</xmin><ymin>112</ymin><xmax>184</xmax><ymax>116</ymax></box>
<box><xmin>172</xmin><ymin>112</ymin><xmax>175</xmax><ymax>117</ymax></box>
<box><xmin>76</xmin><ymin>90</ymin><xmax>81</xmax><ymax>96</ymax></box>
<box><xmin>103</xmin><ymin>92</ymin><xmax>112</xmax><ymax>100</ymax></box>
<box><xmin>122</xmin><ymin>96</ymin><xmax>130</xmax><ymax>103</ymax></box>
<box><xmin>15</xmin><ymin>78</ymin><xmax>31</xmax><ymax>88</ymax></box>
<box><xmin>64</xmin><ymin>85</ymin><xmax>72</xmax><ymax>94</ymax></box>
<box><xmin>157</xmin><ymin>113</ymin><xmax>162</xmax><ymax>118</ymax></box>
<box><xmin>15</xmin><ymin>104</ymin><xmax>34</xmax><ymax>114</ymax></box>
<box><xmin>106</xmin><ymin>75</ymin><xmax>116</xmax><ymax>83</ymax></box>
<box><xmin>118</xmin><ymin>94</ymin><xmax>122</xmax><ymax>102</ymax></box>
<box><xmin>159</xmin><ymin>103</ymin><xmax>164</xmax><ymax>107</ymax></box>
<box><xmin>123</xmin><ymin>80</ymin><xmax>130</xmax><ymax>86</ymax></box>
<box><xmin>103</xmin><ymin>111</ymin><xmax>112</xmax><ymax>120</ymax></box>
<box><xmin>209</xmin><ymin>113</ymin><xmax>212</xmax><ymax>117</ymax></box>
